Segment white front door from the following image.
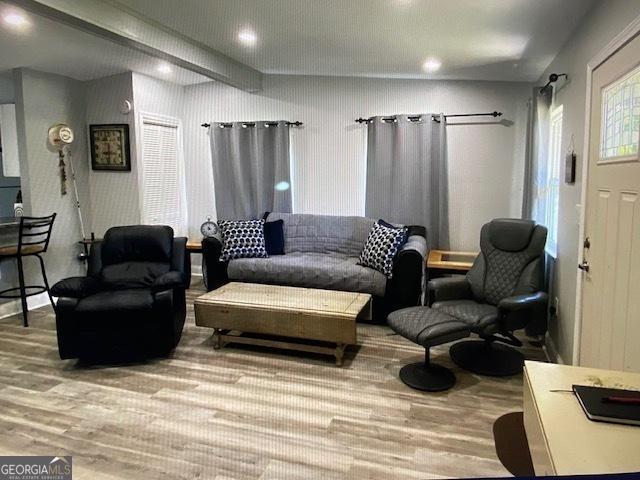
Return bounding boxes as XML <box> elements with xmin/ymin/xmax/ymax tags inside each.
<box><xmin>579</xmin><ymin>34</ymin><xmax>640</xmax><ymax>372</ymax></box>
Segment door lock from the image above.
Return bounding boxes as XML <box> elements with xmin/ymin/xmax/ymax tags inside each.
<box><xmin>583</xmin><ymin>237</ymin><xmax>591</xmax><ymax>249</ymax></box>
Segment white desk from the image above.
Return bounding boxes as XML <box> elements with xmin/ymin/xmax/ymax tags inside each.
<box><xmin>523</xmin><ymin>361</ymin><xmax>640</xmax><ymax>476</ymax></box>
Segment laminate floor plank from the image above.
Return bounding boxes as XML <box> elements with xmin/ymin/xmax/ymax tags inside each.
<box><xmin>0</xmin><ymin>277</ymin><xmax>546</xmax><ymax>479</ymax></box>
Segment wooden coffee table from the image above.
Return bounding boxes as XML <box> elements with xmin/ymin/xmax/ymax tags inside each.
<box><xmin>194</xmin><ymin>282</ymin><xmax>372</xmax><ymax>366</ymax></box>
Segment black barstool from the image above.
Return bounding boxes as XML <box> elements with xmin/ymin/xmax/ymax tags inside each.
<box><xmin>0</xmin><ymin>214</ymin><xmax>56</xmax><ymax>327</ymax></box>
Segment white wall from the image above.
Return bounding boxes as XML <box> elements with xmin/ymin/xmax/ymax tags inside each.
<box><xmin>132</xmin><ymin>73</ymin><xmax>185</xmax><ymax>120</ymax></box>
<box><xmin>84</xmin><ymin>72</ymin><xmax>187</xmax><ymax>237</ymax></box>
<box><xmin>537</xmin><ymin>0</ymin><xmax>640</xmax><ymax>364</ymax></box>
<box><xmin>84</xmin><ymin>72</ymin><xmax>139</xmax><ymax>237</ymax></box>
<box><xmin>183</xmin><ymin>75</ymin><xmax>530</xmax><ymax>250</ymax></box>
<box><xmin>1</xmin><ymin>68</ymin><xmax>533</xmax><ymax>297</ymax></box>
<box><xmin>0</xmin><ymin>71</ymin><xmax>14</xmax><ymax>104</ymax></box>
<box><xmin>12</xmin><ymin>68</ymin><xmax>91</xmax><ymax>285</ymax></box>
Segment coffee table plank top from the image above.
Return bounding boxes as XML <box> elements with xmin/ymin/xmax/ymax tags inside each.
<box><xmin>195</xmin><ymin>282</ymin><xmax>371</xmax><ymax>319</ymax></box>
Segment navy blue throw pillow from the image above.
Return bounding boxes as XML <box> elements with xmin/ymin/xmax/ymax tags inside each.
<box><xmin>264</xmin><ymin>219</ymin><xmax>285</xmax><ymax>255</ymax></box>
<box><xmin>378</xmin><ymin>218</ymin><xmax>398</xmax><ymax>229</ymax></box>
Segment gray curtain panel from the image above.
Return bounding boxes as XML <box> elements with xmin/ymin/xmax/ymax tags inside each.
<box><xmin>209</xmin><ymin>121</ymin><xmax>292</xmax><ymax>220</ymax></box>
<box><xmin>522</xmin><ymin>87</ymin><xmax>552</xmax><ymax>219</ymax></box>
<box><xmin>365</xmin><ymin>114</ymin><xmax>449</xmax><ymax>249</ymax></box>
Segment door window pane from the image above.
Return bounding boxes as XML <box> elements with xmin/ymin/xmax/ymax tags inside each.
<box><xmin>600</xmin><ymin>64</ymin><xmax>640</xmax><ymax>161</ymax></box>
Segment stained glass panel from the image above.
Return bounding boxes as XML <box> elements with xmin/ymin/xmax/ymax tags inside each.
<box><xmin>600</xmin><ymin>64</ymin><xmax>640</xmax><ymax>161</ymax></box>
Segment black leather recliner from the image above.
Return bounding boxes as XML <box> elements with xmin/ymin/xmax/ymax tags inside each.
<box><xmin>52</xmin><ymin>225</ymin><xmax>190</xmax><ymax>360</ymax></box>
<box><xmin>428</xmin><ymin>218</ymin><xmax>548</xmax><ymax>376</ymax></box>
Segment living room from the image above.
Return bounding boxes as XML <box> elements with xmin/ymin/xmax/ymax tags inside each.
<box><xmin>0</xmin><ymin>0</ymin><xmax>639</xmax><ymax>478</ymax></box>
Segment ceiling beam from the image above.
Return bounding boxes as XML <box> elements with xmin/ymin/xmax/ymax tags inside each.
<box><xmin>11</xmin><ymin>0</ymin><xmax>263</xmax><ymax>92</ymax></box>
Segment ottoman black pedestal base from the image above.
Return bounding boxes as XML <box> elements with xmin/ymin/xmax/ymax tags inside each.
<box><xmin>399</xmin><ymin>357</ymin><xmax>456</xmax><ymax>392</ymax></box>
<box><xmin>388</xmin><ymin>307</ymin><xmax>471</xmax><ymax>393</ymax></box>
<box><xmin>450</xmin><ymin>340</ymin><xmax>524</xmax><ymax>377</ymax></box>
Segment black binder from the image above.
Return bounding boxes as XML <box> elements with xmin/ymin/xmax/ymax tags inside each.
<box><xmin>573</xmin><ymin>384</ymin><xmax>640</xmax><ymax>426</ymax></box>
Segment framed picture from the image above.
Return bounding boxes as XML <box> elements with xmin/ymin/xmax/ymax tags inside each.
<box><xmin>89</xmin><ymin>124</ymin><xmax>131</xmax><ymax>171</ymax></box>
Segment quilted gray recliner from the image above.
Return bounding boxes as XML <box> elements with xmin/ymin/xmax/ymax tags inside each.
<box><xmin>428</xmin><ymin>218</ymin><xmax>548</xmax><ymax>376</ymax></box>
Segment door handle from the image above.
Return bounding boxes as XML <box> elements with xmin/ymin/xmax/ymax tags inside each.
<box><xmin>578</xmin><ymin>261</ymin><xmax>590</xmax><ymax>272</ymax></box>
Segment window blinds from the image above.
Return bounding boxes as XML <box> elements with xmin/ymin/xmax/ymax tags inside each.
<box><xmin>141</xmin><ymin>120</ymin><xmax>185</xmax><ymax>236</ymax></box>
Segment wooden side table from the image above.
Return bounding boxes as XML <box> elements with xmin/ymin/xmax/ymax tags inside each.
<box><xmin>426</xmin><ymin>249</ymin><xmax>478</xmax><ymax>278</ymax></box>
<box><xmin>186</xmin><ymin>238</ymin><xmax>203</xmax><ymax>253</ymax></box>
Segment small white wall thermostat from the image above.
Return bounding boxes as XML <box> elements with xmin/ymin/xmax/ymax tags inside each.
<box><xmin>119</xmin><ymin>99</ymin><xmax>132</xmax><ymax>114</ymax></box>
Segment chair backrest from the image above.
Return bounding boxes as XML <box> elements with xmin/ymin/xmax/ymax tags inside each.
<box><xmin>18</xmin><ymin>214</ymin><xmax>56</xmax><ymax>254</ymax></box>
<box><xmin>466</xmin><ymin>218</ymin><xmax>547</xmax><ymax>306</ymax></box>
<box><xmin>99</xmin><ymin>225</ymin><xmax>174</xmax><ymax>289</ymax></box>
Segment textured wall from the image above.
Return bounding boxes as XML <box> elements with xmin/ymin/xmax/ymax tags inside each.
<box><xmin>11</xmin><ymin>68</ymin><xmax>91</xmax><ymax>289</ymax></box>
<box><xmin>536</xmin><ymin>0</ymin><xmax>640</xmax><ymax>364</ymax></box>
<box><xmin>182</xmin><ymin>75</ymin><xmax>531</xmax><ymax>250</ymax></box>
<box><xmin>0</xmin><ymin>72</ymin><xmax>14</xmax><ymax>104</ymax></box>
<box><xmin>84</xmin><ymin>72</ymin><xmax>139</xmax><ymax>237</ymax></box>
<box><xmin>0</xmin><ymin>71</ymin><xmax>18</xmax><ymax>298</ymax></box>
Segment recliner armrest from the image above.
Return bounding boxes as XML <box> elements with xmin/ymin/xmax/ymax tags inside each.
<box><xmin>495</xmin><ymin>291</ymin><xmax>548</xmax><ymax>336</ymax></box>
<box><xmin>498</xmin><ymin>291</ymin><xmax>548</xmax><ymax>312</ymax></box>
<box><xmin>427</xmin><ymin>276</ymin><xmax>472</xmax><ymax>305</ymax></box>
<box><xmin>51</xmin><ymin>277</ymin><xmax>101</xmax><ymax>299</ymax></box>
<box><xmin>151</xmin><ymin>271</ymin><xmax>185</xmax><ymax>293</ymax></box>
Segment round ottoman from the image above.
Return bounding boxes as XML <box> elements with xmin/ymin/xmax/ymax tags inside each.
<box><xmin>388</xmin><ymin>307</ymin><xmax>470</xmax><ymax>392</ymax></box>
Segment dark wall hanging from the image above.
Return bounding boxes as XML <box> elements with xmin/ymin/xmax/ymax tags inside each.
<box><xmin>89</xmin><ymin>124</ymin><xmax>131</xmax><ymax>171</ymax></box>
<box><xmin>565</xmin><ymin>151</ymin><xmax>577</xmax><ymax>184</ymax></box>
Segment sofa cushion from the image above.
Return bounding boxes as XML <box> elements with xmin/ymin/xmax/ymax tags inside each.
<box><xmin>227</xmin><ymin>252</ymin><xmax>387</xmax><ymax>297</ymax></box>
<box><xmin>76</xmin><ymin>289</ymin><xmax>155</xmax><ymax>313</ymax></box>
<box><xmin>219</xmin><ymin>219</ymin><xmax>268</xmax><ymax>261</ymax></box>
<box><xmin>266</xmin><ymin>212</ymin><xmax>376</xmax><ymax>257</ymax></box>
<box><xmin>431</xmin><ymin>300</ymin><xmax>499</xmax><ymax>330</ymax></box>
<box><xmin>358</xmin><ymin>221</ymin><xmax>408</xmax><ymax>277</ymax></box>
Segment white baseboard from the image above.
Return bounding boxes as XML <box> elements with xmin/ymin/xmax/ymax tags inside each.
<box><xmin>0</xmin><ymin>292</ymin><xmax>52</xmax><ymax>320</ymax></box>
<box><xmin>543</xmin><ymin>334</ymin><xmax>565</xmax><ymax>365</ymax></box>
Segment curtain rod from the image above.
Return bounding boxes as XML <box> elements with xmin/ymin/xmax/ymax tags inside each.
<box><xmin>201</xmin><ymin>121</ymin><xmax>303</xmax><ymax>128</ymax></box>
<box><xmin>355</xmin><ymin>111</ymin><xmax>503</xmax><ymax>124</ymax></box>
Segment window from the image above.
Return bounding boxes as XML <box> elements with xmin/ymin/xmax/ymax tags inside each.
<box><xmin>536</xmin><ymin>105</ymin><xmax>563</xmax><ymax>257</ymax></box>
<box><xmin>140</xmin><ymin>114</ymin><xmax>187</xmax><ymax>236</ymax></box>
<box><xmin>600</xmin><ymin>64</ymin><xmax>640</xmax><ymax>163</ymax></box>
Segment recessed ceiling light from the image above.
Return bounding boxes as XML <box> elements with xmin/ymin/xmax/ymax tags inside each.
<box><xmin>157</xmin><ymin>63</ymin><xmax>172</xmax><ymax>74</ymax></box>
<box><xmin>422</xmin><ymin>57</ymin><xmax>442</xmax><ymax>73</ymax></box>
<box><xmin>3</xmin><ymin>12</ymin><xmax>28</xmax><ymax>28</ymax></box>
<box><xmin>238</xmin><ymin>29</ymin><xmax>257</xmax><ymax>46</ymax></box>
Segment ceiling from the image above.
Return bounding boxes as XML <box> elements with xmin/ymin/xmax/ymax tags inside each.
<box><xmin>0</xmin><ymin>1</ymin><xmax>209</xmax><ymax>86</ymax></box>
<box><xmin>118</xmin><ymin>0</ymin><xmax>596</xmax><ymax>82</ymax></box>
<box><xmin>0</xmin><ymin>0</ymin><xmax>596</xmax><ymax>86</ymax></box>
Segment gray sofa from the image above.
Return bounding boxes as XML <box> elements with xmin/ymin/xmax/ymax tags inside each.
<box><xmin>202</xmin><ymin>212</ymin><xmax>427</xmax><ymax>321</ymax></box>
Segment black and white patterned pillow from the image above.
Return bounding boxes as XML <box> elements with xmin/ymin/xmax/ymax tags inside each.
<box><xmin>218</xmin><ymin>219</ymin><xmax>268</xmax><ymax>261</ymax></box>
<box><xmin>358</xmin><ymin>221</ymin><xmax>408</xmax><ymax>277</ymax></box>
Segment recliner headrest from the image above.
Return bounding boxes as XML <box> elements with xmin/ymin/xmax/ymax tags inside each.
<box><xmin>102</xmin><ymin>225</ymin><xmax>174</xmax><ymax>265</ymax></box>
<box><xmin>487</xmin><ymin>218</ymin><xmax>536</xmax><ymax>252</ymax></box>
